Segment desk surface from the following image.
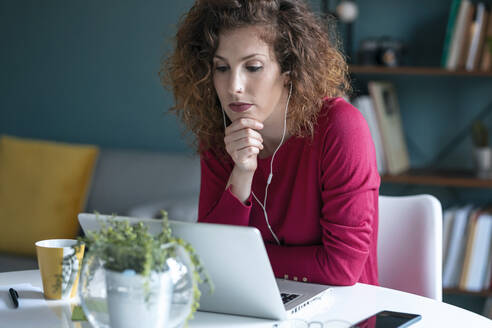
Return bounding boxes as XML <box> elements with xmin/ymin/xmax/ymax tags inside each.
<box><xmin>0</xmin><ymin>270</ymin><xmax>491</xmax><ymax>328</ymax></box>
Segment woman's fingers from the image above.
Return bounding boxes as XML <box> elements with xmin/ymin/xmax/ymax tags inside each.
<box><xmin>224</xmin><ymin>118</ymin><xmax>264</xmax><ymax>171</ymax></box>
<box><xmin>225</xmin><ymin>128</ymin><xmax>264</xmax><ymax>155</ymax></box>
<box><xmin>225</xmin><ymin>118</ymin><xmax>263</xmax><ymax>135</ymax></box>
<box><xmin>225</xmin><ymin>133</ymin><xmax>263</xmax><ymax>165</ymax></box>
<box><xmin>225</xmin><ymin>133</ymin><xmax>264</xmax><ymax>151</ymax></box>
<box><xmin>230</xmin><ymin>146</ymin><xmax>260</xmax><ymax>164</ymax></box>
<box><xmin>225</xmin><ymin>122</ymin><xmax>263</xmax><ymax>144</ymax></box>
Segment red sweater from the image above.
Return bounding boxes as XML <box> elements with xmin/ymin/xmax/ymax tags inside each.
<box><xmin>198</xmin><ymin>97</ymin><xmax>380</xmax><ymax>286</ymax></box>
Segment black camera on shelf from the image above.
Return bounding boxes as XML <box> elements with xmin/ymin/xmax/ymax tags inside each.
<box><xmin>357</xmin><ymin>37</ymin><xmax>405</xmax><ymax>67</ymax></box>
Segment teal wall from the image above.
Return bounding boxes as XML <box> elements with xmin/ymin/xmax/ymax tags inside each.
<box><xmin>1</xmin><ymin>0</ymin><xmax>492</xmax><ymax>168</ymax></box>
<box><xmin>0</xmin><ymin>0</ymin><xmax>195</xmax><ymax>152</ymax></box>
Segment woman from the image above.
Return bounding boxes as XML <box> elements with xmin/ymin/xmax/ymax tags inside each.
<box><xmin>162</xmin><ymin>0</ymin><xmax>380</xmax><ymax>286</ymax></box>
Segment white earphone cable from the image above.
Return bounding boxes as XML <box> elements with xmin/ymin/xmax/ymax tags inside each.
<box><xmin>251</xmin><ymin>83</ymin><xmax>292</xmax><ymax>245</ymax></box>
<box><xmin>223</xmin><ymin>83</ymin><xmax>292</xmax><ymax>245</ymax></box>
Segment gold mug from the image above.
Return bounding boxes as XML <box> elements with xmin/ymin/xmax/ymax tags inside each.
<box><xmin>35</xmin><ymin>239</ymin><xmax>85</xmax><ymax>299</ymax></box>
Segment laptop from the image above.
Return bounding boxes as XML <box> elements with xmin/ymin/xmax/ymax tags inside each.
<box><xmin>78</xmin><ymin>213</ymin><xmax>333</xmax><ymax>320</ymax></box>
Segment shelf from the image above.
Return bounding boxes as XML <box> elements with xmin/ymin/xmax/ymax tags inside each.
<box><xmin>381</xmin><ymin>169</ymin><xmax>492</xmax><ymax>188</ymax></box>
<box><xmin>444</xmin><ymin>288</ymin><xmax>492</xmax><ymax>297</ymax></box>
<box><xmin>350</xmin><ymin>65</ymin><xmax>492</xmax><ymax>77</ymax></box>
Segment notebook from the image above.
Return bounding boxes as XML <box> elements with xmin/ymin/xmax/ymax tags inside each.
<box><xmin>78</xmin><ymin>213</ymin><xmax>333</xmax><ymax>320</ymax></box>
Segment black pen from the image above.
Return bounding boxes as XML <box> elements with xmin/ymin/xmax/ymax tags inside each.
<box><xmin>9</xmin><ymin>288</ymin><xmax>19</xmax><ymax>308</ymax></box>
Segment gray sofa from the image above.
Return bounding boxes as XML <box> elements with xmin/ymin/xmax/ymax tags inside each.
<box><xmin>0</xmin><ymin>149</ymin><xmax>201</xmax><ymax>272</ymax></box>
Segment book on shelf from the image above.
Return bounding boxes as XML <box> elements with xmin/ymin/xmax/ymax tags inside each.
<box><xmin>465</xmin><ymin>3</ymin><xmax>489</xmax><ymax>71</ymax></box>
<box><xmin>458</xmin><ymin>209</ymin><xmax>480</xmax><ymax>289</ymax></box>
<box><xmin>480</xmin><ymin>9</ymin><xmax>492</xmax><ymax>71</ymax></box>
<box><xmin>442</xmin><ymin>205</ymin><xmax>492</xmax><ymax>291</ymax></box>
<box><xmin>352</xmin><ymin>96</ymin><xmax>387</xmax><ymax>174</ymax></box>
<box><xmin>456</xmin><ymin>2</ymin><xmax>475</xmax><ymax>69</ymax></box>
<box><xmin>442</xmin><ymin>205</ymin><xmax>474</xmax><ymax>288</ymax></box>
<box><xmin>367</xmin><ymin>81</ymin><xmax>409</xmax><ymax>175</ymax></box>
<box><xmin>446</xmin><ymin>0</ymin><xmax>473</xmax><ymax>70</ymax></box>
<box><xmin>463</xmin><ymin>213</ymin><xmax>492</xmax><ymax>291</ymax></box>
<box><xmin>442</xmin><ymin>207</ymin><xmax>457</xmax><ymax>267</ymax></box>
<box><xmin>441</xmin><ymin>0</ymin><xmax>462</xmax><ymax>67</ymax></box>
<box><xmin>459</xmin><ymin>209</ymin><xmax>484</xmax><ymax>290</ymax></box>
<box><xmin>443</xmin><ymin>0</ymin><xmax>492</xmax><ymax>71</ymax></box>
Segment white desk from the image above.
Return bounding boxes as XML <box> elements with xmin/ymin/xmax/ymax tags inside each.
<box><xmin>0</xmin><ymin>270</ymin><xmax>491</xmax><ymax>327</ymax></box>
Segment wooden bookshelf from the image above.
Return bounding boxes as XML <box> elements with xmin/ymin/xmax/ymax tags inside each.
<box><xmin>349</xmin><ymin>1</ymin><xmax>492</xmax><ymax>313</ymax></box>
<box><xmin>350</xmin><ymin>65</ymin><xmax>492</xmax><ymax>77</ymax></box>
<box><xmin>381</xmin><ymin>169</ymin><xmax>492</xmax><ymax>188</ymax></box>
<box><xmin>444</xmin><ymin>288</ymin><xmax>492</xmax><ymax>297</ymax></box>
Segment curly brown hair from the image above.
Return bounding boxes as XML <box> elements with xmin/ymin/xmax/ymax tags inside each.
<box><xmin>161</xmin><ymin>0</ymin><xmax>350</xmax><ymax>155</ymax></box>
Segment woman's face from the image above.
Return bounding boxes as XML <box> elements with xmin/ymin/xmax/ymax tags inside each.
<box><xmin>213</xmin><ymin>25</ymin><xmax>289</xmax><ymax>127</ymax></box>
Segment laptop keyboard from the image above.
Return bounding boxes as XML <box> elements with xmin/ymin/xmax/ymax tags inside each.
<box><xmin>281</xmin><ymin>293</ymin><xmax>300</xmax><ymax>304</ymax></box>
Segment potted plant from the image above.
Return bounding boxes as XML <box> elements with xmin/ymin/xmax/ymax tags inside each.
<box><xmin>471</xmin><ymin>120</ymin><xmax>492</xmax><ymax>179</ymax></box>
<box><xmin>78</xmin><ymin>211</ymin><xmax>212</xmax><ymax>328</ymax></box>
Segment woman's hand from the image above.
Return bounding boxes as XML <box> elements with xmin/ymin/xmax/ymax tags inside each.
<box><xmin>224</xmin><ymin>118</ymin><xmax>264</xmax><ymax>172</ymax></box>
<box><xmin>224</xmin><ymin>118</ymin><xmax>263</xmax><ymax>203</ymax></box>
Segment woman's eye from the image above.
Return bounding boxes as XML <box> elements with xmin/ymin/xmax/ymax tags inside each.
<box><xmin>215</xmin><ymin>66</ymin><xmax>228</xmax><ymax>72</ymax></box>
<box><xmin>247</xmin><ymin>66</ymin><xmax>263</xmax><ymax>72</ymax></box>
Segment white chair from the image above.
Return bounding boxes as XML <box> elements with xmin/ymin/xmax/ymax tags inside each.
<box><xmin>378</xmin><ymin>194</ymin><xmax>443</xmax><ymax>301</ymax></box>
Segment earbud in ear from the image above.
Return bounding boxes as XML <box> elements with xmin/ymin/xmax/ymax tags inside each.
<box><xmin>283</xmin><ymin>70</ymin><xmax>292</xmax><ymax>88</ymax></box>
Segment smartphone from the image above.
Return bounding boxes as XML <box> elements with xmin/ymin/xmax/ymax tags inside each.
<box><xmin>349</xmin><ymin>310</ymin><xmax>422</xmax><ymax>328</ymax></box>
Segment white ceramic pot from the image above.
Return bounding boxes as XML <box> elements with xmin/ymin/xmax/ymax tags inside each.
<box><xmin>105</xmin><ymin>269</ymin><xmax>173</xmax><ymax>328</ymax></box>
<box><xmin>79</xmin><ymin>243</ymin><xmax>195</xmax><ymax>328</ymax></box>
<box><xmin>473</xmin><ymin>147</ymin><xmax>492</xmax><ymax>179</ymax></box>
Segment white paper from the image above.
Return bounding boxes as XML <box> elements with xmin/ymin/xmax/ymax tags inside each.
<box><xmin>0</xmin><ymin>283</ymin><xmax>73</xmax><ymax>328</ymax></box>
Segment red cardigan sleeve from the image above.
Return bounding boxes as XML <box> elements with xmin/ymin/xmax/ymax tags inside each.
<box><xmin>197</xmin><ymin>150</ymin><xmax>253</xmax><ymax>226</ymax></box>
<box><xmin>265</xmin><ymin>101</ymin><xmax>380</xmax><ymax>286</ymax></box>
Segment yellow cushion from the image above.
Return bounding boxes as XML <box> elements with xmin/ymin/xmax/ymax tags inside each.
<box><xmin>0</xmin><ymin>135</ymin><xmax>99</xmax><ymax>256</ymax></box>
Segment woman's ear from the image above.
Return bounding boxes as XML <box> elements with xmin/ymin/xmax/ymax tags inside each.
<box><xmin>282</xmin><ymin>70</ymin><xmax>291</xmax><ymax>86</ymax></box>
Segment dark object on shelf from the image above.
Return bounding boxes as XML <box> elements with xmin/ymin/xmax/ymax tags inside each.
<box><xmin>378</xmin><ymin>37</ymin><xmax>404</xmax><ymax>67</ymax></box>
<box><xmin>358</xmin><ymin>38</ymin><xmax>379</xmax><ymax>65</ymax></box>
<box><xmin>357</xmin><ymin>37</ymin><xmax>406</xmax><ymax>67</ymax></box>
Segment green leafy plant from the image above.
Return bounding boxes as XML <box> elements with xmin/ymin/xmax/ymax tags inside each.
<box><xmin>79</xmin><ymin>210</ymin><xmax>213</xmax><ymax>322</ymax></box>
<box><xmin>472</xmin><ymin>120</ymin><xmax>489</xmax><ymax>148</ymax></box>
